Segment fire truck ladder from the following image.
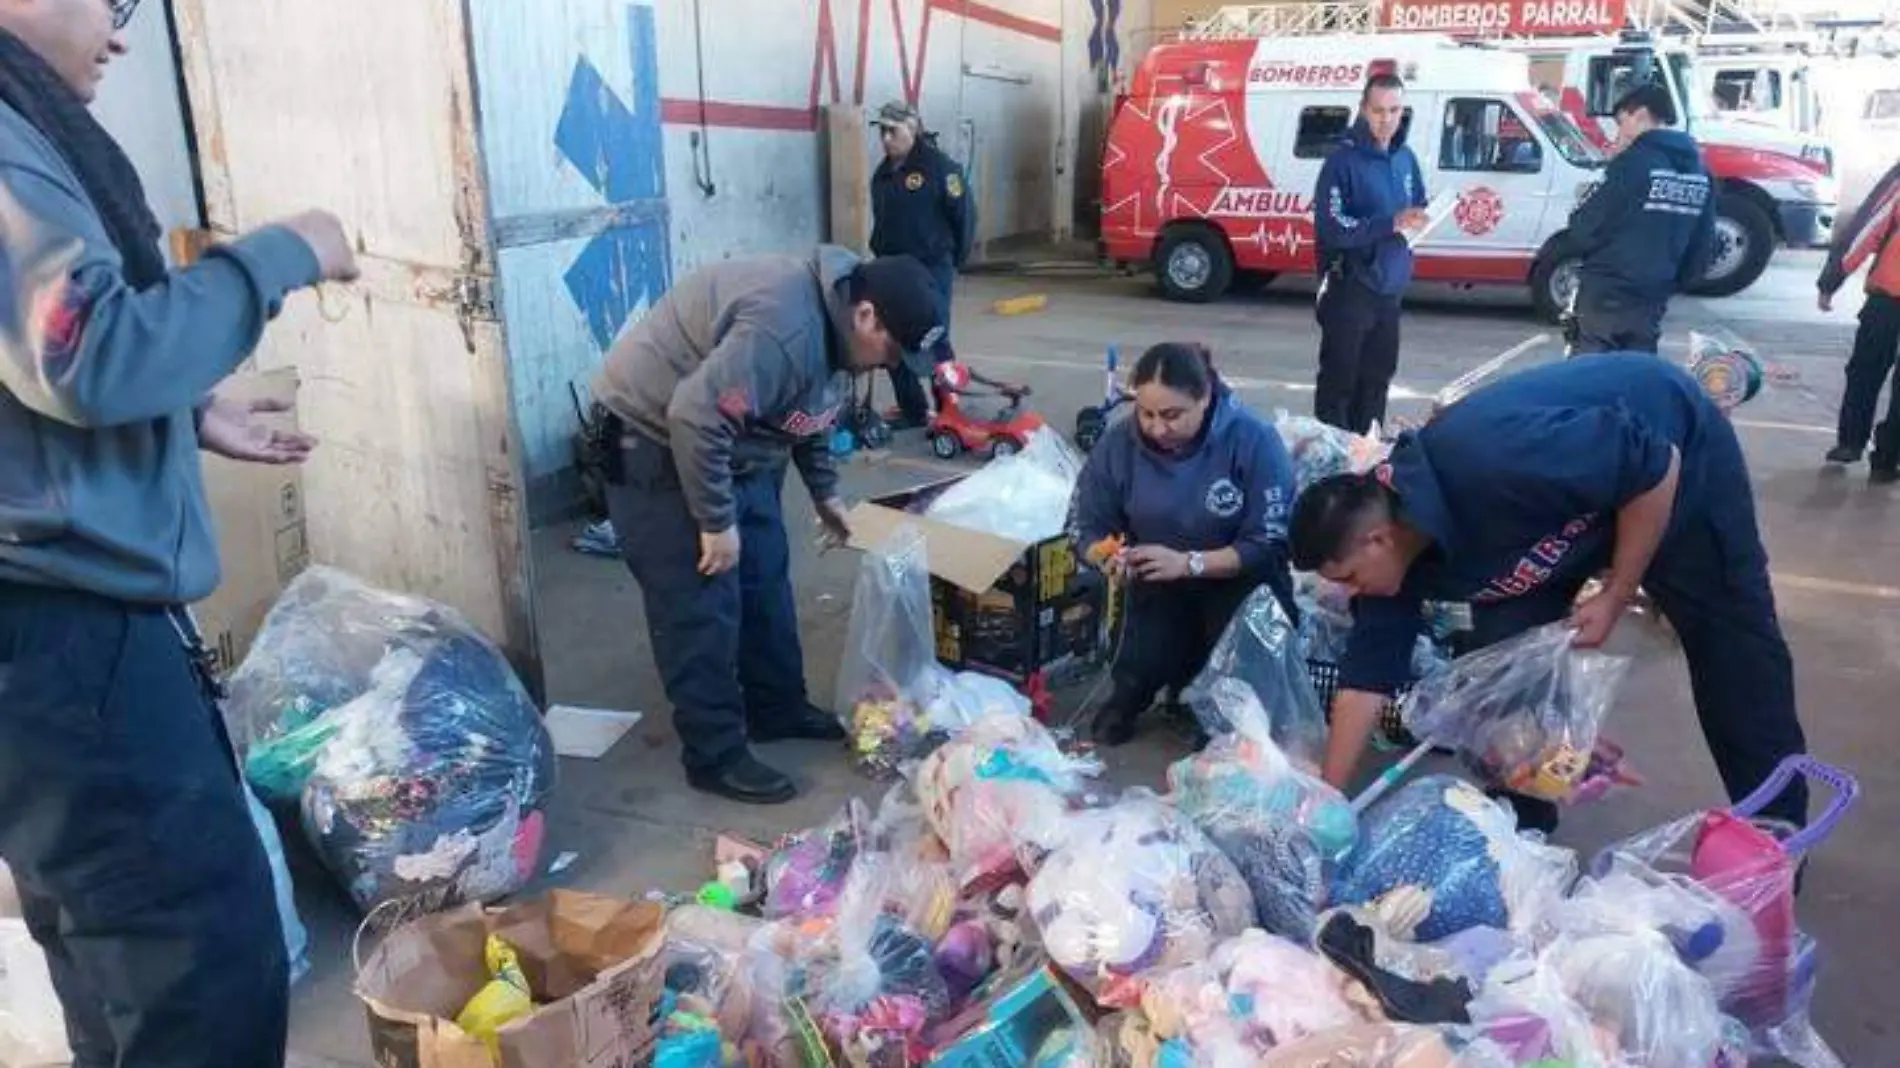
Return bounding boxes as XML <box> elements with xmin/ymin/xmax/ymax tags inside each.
<box><xmin>1181</xmin><ymin>0</ymin><xmax>1899</xmax><ymax>39</ymax></box>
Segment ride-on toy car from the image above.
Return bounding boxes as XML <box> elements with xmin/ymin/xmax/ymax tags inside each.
<box><xmin>926</xmin><ymin>361</ymin><xmax>1046</xmax><ymax>460</ymax></box>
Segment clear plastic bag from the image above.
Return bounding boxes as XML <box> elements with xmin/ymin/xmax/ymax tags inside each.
<box><xmin>1167</xmin><ymin>679</ymin><xmax>1356</xmax><ymax>940</ymax></box>
<box><xmin>924</xmin><ymin>426</ymin><xmax>1083</xmax><ymax>542</ymax></box>
<box><xmin>1184</xmin><ymin>585</ymin><xmax>1328</xmax><ymax>767</ymax></box>
<box><xmin>1273</xmin><ymin>410</ymin><xmax>1391</xmax><ymax>494</ymax></box>
<box><xmin>1333</xmin><ymin>775</ymin><xmax>1576</xmax><ymax>942</ymax></box>
<box><xmin>1584</xmin><ymin>758</ymin><xmax>1855</xmax><ymax>1068</ymax></box>
<box><xmin>913</xmin><ymin>714</ymin><xmax>1101</xmax><ymax>890</ymax></box>
<box><xmin>836</xmin><ymin>526</ymin><xmax>957</xmax><ymax>778</ymax></box>
<box><xmin>1399</xmin><ymin>622</ymin><xmax>1630</xmax><ymax>803</ymax></box>
<box><xmin>1542</xmin><ymin>929</ymin><xmax>1729</xmax><ymax>1068</ymax></box>
<box><xmin>1135</xmin><ymin>928</ymin><xmax>1370</xmax><ymax>1062</ymax></box>
<box><xmin>226</xmin><ymin>568</ymin><xmax>555</xmax><ymax>914</ymax></box>
<box><xmin>1025</xmin><ymin>793</ymin><xmax>1255</xmax><ymax>1008</ymax></box>
<box><xmin>762</xmin><ymin>799</ymin><xmax>871</xmax><ymax>921</ymax></box>
<box><xmin>242</xmin><ymin>779</ymin><xmax>310</xmax><ymax>985</ymax></box>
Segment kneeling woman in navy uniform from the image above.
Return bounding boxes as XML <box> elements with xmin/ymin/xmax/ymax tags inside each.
<box><xmin>1071</xmin><ymin>343</ymin><xmax>1300</xmax><ymax>745</ymax></box>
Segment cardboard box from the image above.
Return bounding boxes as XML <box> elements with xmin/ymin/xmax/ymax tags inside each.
<box><xmin>193</xmin><ymin>368</ymin><xmax>310</xmax><ymax>675</ymax></box>
<box><xmin>845</xmin><ymin>479</ymin><xmax>1109</xmax><ymax>693</ymax></box>
<box><xmin>355</xmin><ymin>891</ymin><xmax>665</xmax><ymax>1068</ymax></box>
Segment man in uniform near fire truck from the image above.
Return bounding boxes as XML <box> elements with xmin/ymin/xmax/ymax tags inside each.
<box><xmin>1312</xmin><ymin>71</ymin><xmax>1430</xmax><ymax>435</ymax></box>
<box><xmin>591</xmin><ymin>247</ymin><xmax>946</xmax><ymax>804</ymax></box>
<box><xmin>1564</xmin><ymin>83</ymin><xmax>1716</xmax><ymax>354</ymax></box>
<box><xmin>869</xmin><ymin>101</ymin><xmax>972</xmax><ymax>430</ymax></box>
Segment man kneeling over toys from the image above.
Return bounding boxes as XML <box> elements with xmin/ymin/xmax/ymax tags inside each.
<box><xmin>1288</xmin><ymin>354</ymin><xmax>1810</xmax><ymax>834</ymax></box>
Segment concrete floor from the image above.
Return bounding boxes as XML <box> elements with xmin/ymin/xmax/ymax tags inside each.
<box><xmin>283</xmin><ymin>252</ymin><xmax>1900</xmax><ymax>1067</ymax></box>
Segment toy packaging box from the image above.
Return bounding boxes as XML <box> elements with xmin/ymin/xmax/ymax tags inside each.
<box><xmin>847</xmin><ymin>479</ymin><xmax>1109</xmax><ymax>695</ymax></box>
<box><xmin>924</xmin><ymin>961</ymin><xmax>1094</xmax><ymax>1067</ymax></box>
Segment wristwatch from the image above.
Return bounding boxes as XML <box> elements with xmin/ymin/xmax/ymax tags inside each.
<box><xmin>1187</xmin><ymin>551</ymin><xmax>1206</xmax><ymax>578</ymax></box>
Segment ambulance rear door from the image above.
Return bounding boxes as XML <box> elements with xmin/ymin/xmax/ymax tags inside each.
<box><xmin>1414</xmin><ymin>94</ymin><xmax>1557</xmax><ymax>281</ymax></box>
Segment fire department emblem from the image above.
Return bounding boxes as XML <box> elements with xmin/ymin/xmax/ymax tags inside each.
<box><xmin>1454</xmin><ymin>186</ymin><xmax>1505</xmax><ymax>237</ymax></box>
<box><xmin>905</xmin><ymin>171</ymin><xmax>926</xmax><ymax>192</ymax></box>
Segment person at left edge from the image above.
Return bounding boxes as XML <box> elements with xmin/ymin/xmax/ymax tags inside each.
<box><xmin>1287</xmin><ymin>355</ymin><xmax>1808</xmax><ymax>837</ymax></box>
<box><xmin>1311</xmin><ymin>71</ymin><xmax>1429</xmax><ymax>435</ymax></box>
<box><xmin>1070</xmin><ymin>342</ymin><xmax>1300</xmax><ymax>746</ymax></box>
<box><xmin>870</xmin><ymin>100</ymin><xmax>972</xmax><ymax>429</ymax></box>
<box><xmin>591</xmin><ymin>248</ymin><xmax>947</xmax><ymax>804</ymax></box>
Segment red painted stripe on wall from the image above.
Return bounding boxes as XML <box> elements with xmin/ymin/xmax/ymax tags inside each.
<box><xmin>931</xmin><ymin>0</ymin><xmax>1061</xmax><ymax>42</ymax></box>
<box><xmin>659</xmin><ymin>98</ymin><xmax>817</xmax><ymax>132</ymax></box>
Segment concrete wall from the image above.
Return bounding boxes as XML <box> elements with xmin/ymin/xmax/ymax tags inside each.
<box><xmin>483</xmin><ymin>0</ymin><xmax>1157</xmax><ymax>520</ymax></box>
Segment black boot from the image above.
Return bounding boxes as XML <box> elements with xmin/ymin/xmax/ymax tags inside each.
<box><xmin>751</xmin><ymin>703</ymin><xmax>847</xmax><ymax>743</ymax></box>
<box><xmin>1090</xmin><ymin>689</ymin><xmax>1149</xmax><ymax>747</ymax></box>
<box><xmin>1825</xmin><ymin>445</ymin><xmax>1862</xmax><ymax>465</ymax></box>
<box><xmin>686</xmin><ymin>751</ymin><xmax>797</xmax><ymax>804</ymax></box>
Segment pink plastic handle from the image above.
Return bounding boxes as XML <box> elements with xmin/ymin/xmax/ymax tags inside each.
<box><xmin>1729</xmin><ymin>755</ymin><xmax>1858</xmax><ymax>859</ymax></box>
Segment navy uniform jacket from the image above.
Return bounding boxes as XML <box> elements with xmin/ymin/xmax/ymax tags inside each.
<box><xmin>1567</xmin><ymin>128</ymin><xmax>1717</xmax><ymax>302</ymax></box>
<box><xmin>1313</xmin><ymin>116</ymin><xmax>1428</xmax><ymax>298</ymax></box>
<box><xmin>870</xmin><ymin>138</ymin><xmax>972</xmax><ymax>270</ymax></box>
<box><xmin>1339</xmin><ymin>355</ymin><xmax>1724</xmax><ymax>694</ymax></box>
<box><xmin>1071</xmin><ymin>383</ymin><xmax>1297</xmax><ymax>582</ymax></box>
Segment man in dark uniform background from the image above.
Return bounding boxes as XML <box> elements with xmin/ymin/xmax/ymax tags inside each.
<box><xmin>1312</xmin><ymin>73</ymin><xmax>1429</xmax><ymax>435</ymax></box>
<box><xmin>1288</xmin><ymin>355</ymin><xmax>1809</xmax><ymax>836</ymax></box>
<box><xmin>1564</xmin><ymin>83</ymin><xmax>1716</xmax><ymax>355</ymax></box>
<box><xmin>591</xmin><ymin>247</ymin><xmax>946</xmax><ymax>804</ymax></box>
<box><xmin>869</xmin><ymin>100</ymin><xmax>973</xmax><ymax>429</ymax></box>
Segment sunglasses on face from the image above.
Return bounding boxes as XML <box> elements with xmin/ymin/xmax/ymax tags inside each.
<box><xmin>109</xmin><ymin>0</ymin><xmax>141</xmax><ymax>31</ymax></box>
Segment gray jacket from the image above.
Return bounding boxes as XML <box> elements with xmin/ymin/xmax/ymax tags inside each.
<box><xmin>0</xmin><ymin>102</ymin><xmax>320</xmax><ymax>604</ymax></box>
<box><xmin>592</xmin><ymin>246</ymin><xmax>851</xmax><ymax>532</ymax></box>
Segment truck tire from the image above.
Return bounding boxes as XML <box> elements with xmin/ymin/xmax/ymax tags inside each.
<box><xmin>1154</xmin><ymin>225</ymin><xmax>1234</xmax><ymax>303</ymax></box>
<box><xmin>1529</xmin><ymin>247</ymin><xmax>1584</xmax><ymax>325</ymax></box>
<box><xmin>1688</xmin><ymin>192</ymin><xmax>1776</xmax><ymax>298</ymax></box>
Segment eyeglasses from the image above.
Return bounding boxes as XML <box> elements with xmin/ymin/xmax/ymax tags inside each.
<box><xmin>109</xmin><ymin>0</ymin><xmax>141</xmax><ymax>31</ymax></box>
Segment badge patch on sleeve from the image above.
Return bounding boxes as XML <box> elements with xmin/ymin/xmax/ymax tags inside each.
<box><xmin>905</xmin><ymin>171</ymin><xmax>926</xmax><ymax>192</ymax></box>
<box><xmin>35</xmin><ymin>278</ymin><xmax>93</xmax><ymax>370</ymax></box>
<box><xmin>946</xmin><ymin>173</ymin><xmax>964</xmax><ymax>199</ymax></box>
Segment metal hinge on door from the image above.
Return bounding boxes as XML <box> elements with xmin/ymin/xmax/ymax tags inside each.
<box><xmin>422</xmin><ymin>272</ymin><xmax>498</xmax><ymax>353</ymax></box>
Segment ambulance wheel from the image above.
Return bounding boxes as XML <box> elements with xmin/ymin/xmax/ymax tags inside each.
<box><xmin>1688</xmin><ymin>192</ymin><xmax>1775</xmax><ymax>299</ymax></box>
<box><xmin>929</xmin><ymin>432</ymin><xmax>962</xmax><ymax>460</ymax></box>
<box><xmin>990</xmin><ymin>437</ymin><xmax>1022</xmax><ymax>460</ymax></box>
<box><xmin>1155</xmin><ymin>225</ymin><xmax>1233</xmax><ymax>303</ymax></box>
<box><xmin>1075</xmin><ymin>408</ymin><xmax>1106</xmax><ymax>452</ymax></box>
<box><xmin>1529</xmin><ymin>250</ymin><xmax>1583</xmax><ymax>325</ymax></box>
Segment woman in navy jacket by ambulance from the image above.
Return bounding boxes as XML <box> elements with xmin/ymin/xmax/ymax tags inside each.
<box><xmin>1071</xmin><ymin>343</ymin><xmax>1300</xmax><ymax>745</ymax></box>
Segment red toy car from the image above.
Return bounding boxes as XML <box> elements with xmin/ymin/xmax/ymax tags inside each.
<box><xmin>926</xmin><ymin>361</ymin><xmax>1047</xmax><ymax>460</ymax></box>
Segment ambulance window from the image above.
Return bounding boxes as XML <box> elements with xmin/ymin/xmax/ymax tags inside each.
<box><xmin>1713</xmin><ymin>69</ymin><xmax>1780</xmax><ymax>113</ymax></box>
<box><xmin>1440</xmin><ymin>99</ymin><xmax>1542</xmax><ymax>174</ymax></box>
<box><xmin>1294</xmin><ymin>106</ymin><xmax>1353</xmax><ymax>158</ymax></box>
<box><xmin>1585</xmin><ymin>54</ymin><xmax>1665</xmax><ymax>118</ymax></box>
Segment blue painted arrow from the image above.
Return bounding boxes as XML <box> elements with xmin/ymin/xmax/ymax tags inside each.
<box><xmin>555</xmin><ymin>3</ymin><xmax>671</xmax><ymax>351</ymax></box>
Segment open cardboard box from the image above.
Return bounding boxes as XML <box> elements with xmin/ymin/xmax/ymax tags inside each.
<box><xmin>845</xmin><ymin>477</ymin><xmax>1108</xmax><ymax>693</ymax></box>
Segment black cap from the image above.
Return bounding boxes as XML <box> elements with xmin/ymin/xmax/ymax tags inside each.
<box><xmin>854</xmin><ymin>255</ymin><xmax>947</xmax><ymax>375</ymax></box>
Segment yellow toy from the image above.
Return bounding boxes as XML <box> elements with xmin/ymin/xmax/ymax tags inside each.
<box><xmin>455</xmin><ymin>934</ymin><xmax>535</xmax><ymax>1059</ymax></box>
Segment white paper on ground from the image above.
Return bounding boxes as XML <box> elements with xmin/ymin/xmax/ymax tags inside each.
<box><xmin>545</xmin><ymin>704</ymin><xmax>644</xmax><ymax>759</ymax></box>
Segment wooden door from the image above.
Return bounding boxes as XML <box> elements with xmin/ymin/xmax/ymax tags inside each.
<box><xmin>172</xmin><ymin>0</ymin><xmax>541</xmax><ymax>694</ymax></box>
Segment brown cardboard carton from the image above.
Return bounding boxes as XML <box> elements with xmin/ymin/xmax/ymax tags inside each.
<box><xmin>193</xmin><ymin>368</ymin><xmax>310</xmax><ymax>675</ymax></box>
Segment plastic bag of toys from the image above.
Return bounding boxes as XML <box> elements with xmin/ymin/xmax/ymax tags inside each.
<box><xmin>836</xmin><ymin>526</ymin><xmax>957</xmax><ymax>778</ymax></box>
<box><xmin>1185</xmin><ymin>585</ymin><xmax>1328</xmax><ymax>767</ymax></box>
<box><xmin>225</xmin><ymin>567</ymin><xmax>555</xmax><ymax>913</ymax></box>
<box><xmin>762</xmin><ymin>799</ymin><xmax>871</xmax><ymax>921</ymax></box>
<box><xmin>1167</xmin><ymin>678</ymin><xmax>1356</xmax><ymax>940</ymax></box>
<box><xmin>914</xmin><ymin>714</ymin><xmax>1102</xmax><ymax>890</ymax></box>
<box><xmin>1580</xmin><ymin>756</ymin><xmax>1857</xmax><ymax>1068</ymax></box>
<box><xmin>1399</xmin><ymin>622</ymin><xmax>1630</xmax><ymax>804</ymax></box>
<box><xmin>755</xmin><ymin>853</ymin><xmax>953</xmax><ymax>1065</ymax></box>
<box><xmin>1274</xmin><ymin>410</ymin><xmax>1391</xmax><ymax>493</ymax></box>
<box><xmin>1332</xmin><ymin>776</ymin><xmax>1576</xmax><ymax>942</ymax></box>
<box><xmin>1026</xmin><ymin>793</ymin><xmax>1255</xmax><ymax>1008</ymax></box>
<box><xmin>925</xmin><ymin>426</ymin><xmax>1083</xmax><ymax>543</ymax></box>
<box><xmin>1686</xmin><ymin>328</ymin><xmax>1769</xmax><ymax>413</ymax></box>
<box><xmin>1542</xmin><ymin>928</ymin><xmax>1742</xmax><ymax>1068</ymax></box>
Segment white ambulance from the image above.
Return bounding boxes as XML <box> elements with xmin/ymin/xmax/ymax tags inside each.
<box><xmin>1100</xmin><ymin>33</ymin><xmax>1613</xmax><ymax>319</ymax></box>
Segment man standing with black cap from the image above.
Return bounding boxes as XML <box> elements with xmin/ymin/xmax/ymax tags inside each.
<box><xmin>592</xmin><ymin>247</ymin><xmax>946</xmax><ymax>802</ymax></box>
<box><xmin>870</xmin><ymin>100</ymin><xmax>972</xmax><ymax>428</ymax></box>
